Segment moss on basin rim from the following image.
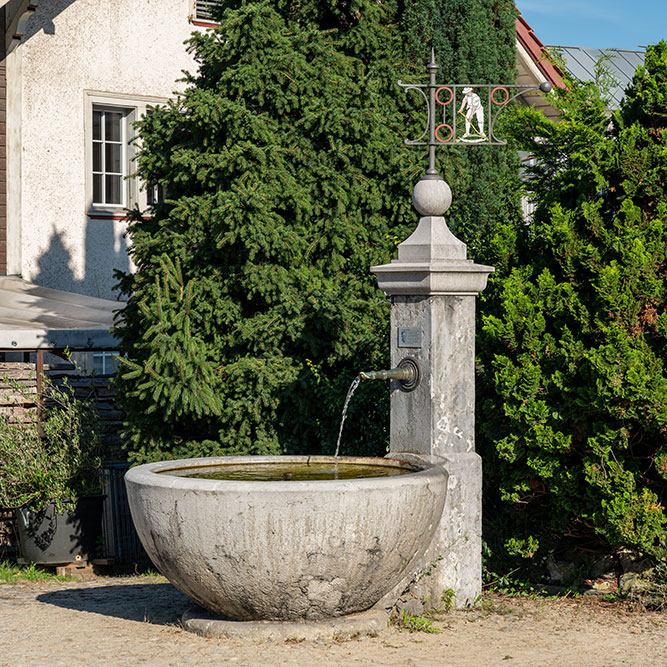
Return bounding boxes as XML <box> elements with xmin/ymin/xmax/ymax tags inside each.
<box><xmin>125</xmin><ymin>455</ymin><xmax>448</xmax><ymax>621</ymax></box>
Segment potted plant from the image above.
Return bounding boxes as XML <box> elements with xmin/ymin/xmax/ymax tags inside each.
<box><xmin>0</xmin><ymin>373</ymin><xmax>105</xmax><ymax>565</ymax></box>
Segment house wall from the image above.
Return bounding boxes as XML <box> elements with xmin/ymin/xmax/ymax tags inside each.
<box><xmin>8</xmin><ymin>0</ymin><xmax>197</xmax><ymax>299</ymax></box>
<box><xmin>0</xmin><ymin>8</ymin><xmax>6</xmax><ymax>277</ymax></box>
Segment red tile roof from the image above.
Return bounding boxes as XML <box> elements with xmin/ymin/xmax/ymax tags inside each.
<box><xmin>516</xmin><ymin>10</ymin><xmax>567</xmax><ymax>88</ymax></box>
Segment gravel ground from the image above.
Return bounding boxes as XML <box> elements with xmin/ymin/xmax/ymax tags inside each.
<box><xmin>1</xmin><ymin>575</ymin><xmax>667</xmax><ymax>666</ymax></box>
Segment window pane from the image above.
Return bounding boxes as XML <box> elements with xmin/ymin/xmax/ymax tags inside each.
<box><xmin>105</xmin><ymin>112</ymin><xmax>122</xmax><ymax>142</ymax></box>
<box><xmin>109</xmin><ymin>353</ymin><xmax>119</xmax><ymax>373</ymax></box>
<box><xmin>92</xmin><ymin>110</ymin><xmax>102</xmax><ymax>141</ymax></box>
<box><xmin>93</xmin><ymin>174</ymin><xmax>103</xmax><ymax>203</ymax></box>
<box><xmin>92</xmin><ymin>351</ymin><xmax>120</xmax><ymax>375</ymax></box>
<box><xmin>196</xmin><ymin>1</ymin><xmax>218</xmax><ymax>20</ymax></box>
<box><xmin>93</xmin><ymin>354</ymin><xmax>105</xmax><ymax>375</ymax></box>
<box><xmin>92</xmin><ymin>142</ymin><xmax>102</xmax><ymax>172</ymax></box>
<box><xmin>105</xmin><ymin>175</ymin><xmax>122</xmax><ymax>204</ymax></box>
<box><xmin>96</xmin><ymin>352</ymin><xmax>120</xmax><ymax>375</ymax></box>
<box><xmin>105</xmin><ymin>143</ymin><xmax>121</xmax><ymax>173</ymax></box>
<box><xmin>92</xmin><ymin>106</ymin><xmax>129</xmax><ymax>208</ymax></box>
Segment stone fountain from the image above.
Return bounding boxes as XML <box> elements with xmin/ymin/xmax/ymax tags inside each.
<box><xmin>124</xmin><ymin>169</ymin><xmax>492</xmax><ymax>633</ymax></box>
<box><xmin>371</xmin><ymin>173</ymin><xmax>493</xmax><ymax>611</ymax></box>
<box><xmin>125</xmin><ymin>455</ymin><xmax>447</xmax><ymax>624</ymax></box>
<box><xmin>125</xmin><ymin>53</ymin><xmax>502</xmax><ymax>636</ymax></box>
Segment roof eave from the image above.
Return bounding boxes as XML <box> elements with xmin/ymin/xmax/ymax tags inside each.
<box><xmin>0</xmin><ymin>328</ymin><xmax>119</xmax><ymax>351</ymax></box>
<box><xmin>516</xmin><ymin>13</ymin><xmax>567</xmax><ymax>89</ymax></box>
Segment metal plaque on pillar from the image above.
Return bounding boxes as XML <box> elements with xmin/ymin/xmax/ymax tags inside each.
<box><xmin>398</xmin><ymin>327</ymin><xmax>422</xmax><ymax>349</ymax></box>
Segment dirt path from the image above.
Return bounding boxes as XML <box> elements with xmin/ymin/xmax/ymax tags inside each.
<box><xmin>1</xmin><ymin>575</ymin><xmax>666</xmax><ymax>666</ymax></box>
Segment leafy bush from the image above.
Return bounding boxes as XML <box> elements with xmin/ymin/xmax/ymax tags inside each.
<box><xmin>113</xmin><ymin>0</ymin><xmax>519</xmax><ymax>463</ymax></box>
<box><xmin>479</xmin><ymin>43</ymin><xmax>667</xmax><ymax>561</ymax></box>
<box><xmin>0</xmin><ymin>376</ymin><xmax>103</xmax><ymax>513</ymax></box>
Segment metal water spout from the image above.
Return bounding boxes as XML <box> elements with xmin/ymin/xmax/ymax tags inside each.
<box><xmin>359</xmin><ymin>357</ymin><xmax>420</xmax><ymax>392</ymax></box>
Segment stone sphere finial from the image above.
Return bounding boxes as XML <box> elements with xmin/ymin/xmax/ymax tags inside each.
<box><xmin>412</xmin><ymin>177</ymin><xmax>452</xmax><ymax>217</ymax></box>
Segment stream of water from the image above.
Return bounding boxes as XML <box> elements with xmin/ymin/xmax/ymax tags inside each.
<box><xmin>157</xmin><ymin>373</ymin><xmax>414</xmax><ymax>482</ymax></box>
<box><xmin>334</xmin><ymin>376</ymin><xmax>362</xmax><ymax>459</ymax></box>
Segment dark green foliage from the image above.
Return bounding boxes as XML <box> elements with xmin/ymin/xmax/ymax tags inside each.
<box><xmin>480</xmin><ymin>43</ymin><xmax>667</xmax><ymax>562</ymax></box>
<box><xmin>113</xmin><ymin>0</ymin><xmax>518</xmax><ymax>463</ymax></box>
<box><xmin>115</xmin><ymin>1</ymin><xmax>413</xmax><ymax>462</ymax></box>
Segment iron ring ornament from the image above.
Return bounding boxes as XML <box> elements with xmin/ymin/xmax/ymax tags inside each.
<box><xmin>398</xmin><ymin>50</ymin><xmax>552</xmax><ymax>174</ymax></box>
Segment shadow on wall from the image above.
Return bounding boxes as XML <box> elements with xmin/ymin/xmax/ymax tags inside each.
<box><xmin>11</xmin><ymin>0</ymin><xmax>79</xmax><ymax>47</ymax></box>
<box><xmin>17</xmin><ymin>0</ymin><xmax>132</xmax><ymax>301</ymax></box>
<box><xmin>32</xmin><ymin>217</ymin><xmax>130</xmax><ymax>301</ymax></box>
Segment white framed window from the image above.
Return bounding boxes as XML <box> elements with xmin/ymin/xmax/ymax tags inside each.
<box><xmin>85</xmin><ymin>92</ymin><xmax>169</xmax><ymax>216</ymax></box>
<box><xmin>67</xmin><ymin>351</ymin><xmax>120</xmax><ymax>376</ymax></box>
<box><xmin>194</xmin><ymin>1</ymin><xmax>219</xmax><ymax>22</ymax></box>
<box><xmin>93</xmin><ymin>351</ymin><xmax>120</xmax><ymax>376</ymax></box>
<box><xmin>92</xmin><ymin>107</ymin><xmax>129</xmax><ymax>207</ymax></box>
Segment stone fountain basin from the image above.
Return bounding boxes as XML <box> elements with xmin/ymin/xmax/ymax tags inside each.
<box><xmin>125</xmin><ymin>455</ymin><xmax>448</xmax><ymax>621</ymax></box>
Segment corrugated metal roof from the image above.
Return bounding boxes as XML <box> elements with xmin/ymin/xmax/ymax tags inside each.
<box><xmin>546</xmin><ymin>46</ymin><xmax>645</xmax><ymax>108</ymax></box>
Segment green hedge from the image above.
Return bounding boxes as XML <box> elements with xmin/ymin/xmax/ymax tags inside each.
<box><xmin>479</xmin><ymin>43</ymin><xmax>667</xmax><ymax>562</ymax></box>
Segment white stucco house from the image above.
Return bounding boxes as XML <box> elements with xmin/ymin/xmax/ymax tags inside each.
<box><xmin>0</xmin><ymin>0</ymin><xmax>218</xmax><ymax>361</ymax></box>
<box><xmin>1</xmin><ymin>0</ymin><xmax>209</xmax><ymax>299</ymax></box>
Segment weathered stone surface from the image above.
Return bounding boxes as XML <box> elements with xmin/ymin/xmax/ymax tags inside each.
<box><xmin>385</xmin><ymin>453</ymin><xmax>482</xmax><ymax>610</ymax></box>
<box><xmin>589</xmin><ymin>554</ymin><xmax>619</xmax><ymax>579</ymax></box>
<box><xmin>619</xmin><ymin>550</ymin><xmax>654</xmax><ymax>574</ymax></box>
<box><xmin>618</xmin><ymin>555</ymin><xmax>656</xmax><ymax>594</ymax></box>
<box><xmin>547</xmin><ymin>555</ymin><xmax>578</xmax><ymax>585</ymax></box>
<box><xmin>619</xmin><ymin>571</ymin><xmax>655</xmax><ymax>593</ymax></box>
<box><xmin>125</xmin><ymin>455</ymin><xmax>447</xmax><ymax>621</ymax></box>
<box><xmin>371</xmin><ymin>260</ymin><xmax>493</xmax><ymax>296</ymax></box>
<box><xmin>388</xmin><ymin>295</ymin><xmax>477</xmax><ymax>457</ymax></box>
<box><xmin>371</xmin><ymin>202</ymin><xmax>492</xmax><ymax>610</ymax></box>
<box><xmin>396</xmin><ymin>216</ymin><xmax>466</xmax><ymax>261</ymax></box>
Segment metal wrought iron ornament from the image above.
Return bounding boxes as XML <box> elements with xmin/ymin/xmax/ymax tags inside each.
<box><xmin>399</xmin><ymin>50</ymin><xmax>552</xmax><ymax>176</ymax></box>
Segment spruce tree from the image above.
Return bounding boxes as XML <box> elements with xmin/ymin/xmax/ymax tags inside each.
<box><xmin>113</xmin><ymin>0</ymin><xmax>519</xmax><ymax>463</ymax></box>
<box><xmin>479</xmin><ymin>43</ymin><xmax>667</xmax><ymax>563</ymax></box>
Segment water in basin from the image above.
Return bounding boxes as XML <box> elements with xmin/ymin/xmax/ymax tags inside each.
<box><xmin>159</xmin><ymin>461</ymin><xmax>417</xmax><ymax>482</ymax></box>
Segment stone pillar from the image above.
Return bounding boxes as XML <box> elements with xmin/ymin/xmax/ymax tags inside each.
<box><xmin>371</xmin><ymin>175</ymin><xmax>493</xmax><ymax>609</ymax></box>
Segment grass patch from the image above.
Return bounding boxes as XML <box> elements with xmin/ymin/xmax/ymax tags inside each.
<box><xmin>0</xmin><ymin>560</ymin><xmax>67</xmax><ymax>584</ymax></box>
<box><xmin>392</xmin><ymin>608</ymin><xmax>442</xmax><ymax>634</ymax></box>
<box><xmin>140</xmin><ymin>567</ymin><xmax>162</xmax><ymax>578</ymax></box>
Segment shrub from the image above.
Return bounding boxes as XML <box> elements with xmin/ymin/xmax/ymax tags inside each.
<box><xmin>479</xmin><ymin>43</ymin><xmax>667</xmax><ymax>561</ymax></box>
<box><xmin>0</xmin><ymin>376</ymin><xmax>103</xmax><ymax>513</ymax></box>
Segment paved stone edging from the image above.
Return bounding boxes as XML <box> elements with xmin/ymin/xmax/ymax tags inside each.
<box><xmin>182</xmin><ymin>605</ymin><xmax>388</xmax><ymax>641</ymax></box>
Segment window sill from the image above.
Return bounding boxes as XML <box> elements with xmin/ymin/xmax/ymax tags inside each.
<box><xmin>88</xmin><ymin>210</ymin><xmax>155</xmax><ymax>222</ymax></box>
<box><xmin>190</xmin><ymin>19</ymin><xmax>218</xmax><ymax>27</ymax></box>
<box><xmin>88</xmin><ymin>208</ymin><xmax>129</xmax><ymax>221</ymax></box>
